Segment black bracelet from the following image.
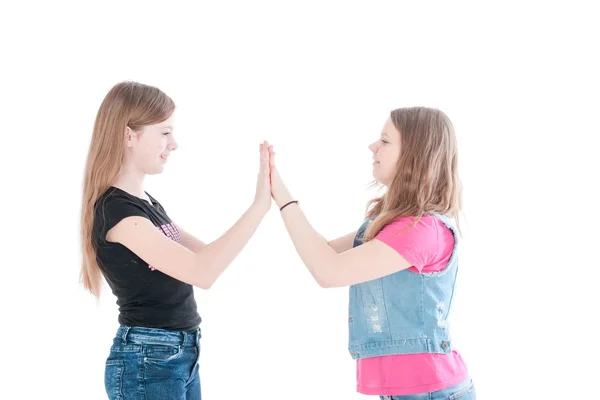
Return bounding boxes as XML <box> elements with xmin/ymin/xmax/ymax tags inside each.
<box><xmin>280</xmin><ymin>200</ymin><xmax>299</xmax><ymax>211</ymax></box>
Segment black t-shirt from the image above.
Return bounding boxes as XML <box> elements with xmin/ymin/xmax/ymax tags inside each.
<box><xmin>93</xmin><ymin>186</ymin><xmax>201</xmax><ymax>332</ymax></box>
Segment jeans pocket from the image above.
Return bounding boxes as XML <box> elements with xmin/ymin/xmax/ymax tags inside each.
<box><xmin>105</xmin><ymin>359</ymin><xmax>124</xmax><ymax>400</ymax></box>
<box><xmin>448</xmin><ymin>380</ymin><xmax>475</xmax><ymax>399</ymax></box>
<box><xmin>144</xmin><ymin>344</ymin><xmax>183</xmax><ymax>363</ymax></box>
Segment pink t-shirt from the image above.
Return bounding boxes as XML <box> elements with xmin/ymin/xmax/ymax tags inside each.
<box><xmin>356</xmin><ymin>216</ymin><xmax>469</xmax><ymax>396</ymax></box>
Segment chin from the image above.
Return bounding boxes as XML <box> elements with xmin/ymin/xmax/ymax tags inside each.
<box><xmin>145</xmin><ymin>167</ymin><xmax>164</xmax><ymax>175</ymax></box>
<box><xmin>372</xmin><ymin>173</ymin><xmax>389</xmax><ymax>187</ymax></box>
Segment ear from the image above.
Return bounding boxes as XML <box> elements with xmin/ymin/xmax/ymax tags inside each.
<box><xmin>125</xmin><ymin>126</ymin><xmax>134</xmax><ymax>147</ymax></box>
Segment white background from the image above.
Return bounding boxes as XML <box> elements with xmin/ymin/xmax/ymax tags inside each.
<box><xmin>1</xmin><ymin>1</ymin><xmax>598</xmax><ymax>399</ymax></box>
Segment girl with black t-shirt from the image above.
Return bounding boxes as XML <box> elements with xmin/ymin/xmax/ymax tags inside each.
<box><xmin>80</xmin><ymin>81</ymin><xmax>272</xmax><ymax>400</ymax></box>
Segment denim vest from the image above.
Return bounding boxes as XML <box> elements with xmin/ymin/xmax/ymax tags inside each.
<box><xmin>348</xmin><ymin>213</ymin><xmax>459</xmax><ymax>359</ymax></box>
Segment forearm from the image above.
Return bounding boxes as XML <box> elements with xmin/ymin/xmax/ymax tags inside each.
<box><xmin>279</xmin><ymin>203</ymin><xmax>337</xmax><ymax>286</ymax></box>
<box><xmin>194</xmin><ymin>203</ymin><xmax>265</xmax><ymax>287</ymax></box>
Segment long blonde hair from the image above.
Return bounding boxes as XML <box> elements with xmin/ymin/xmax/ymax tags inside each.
<box><xmin>80</xmin><ymin>81</ymin><xmax>175</xmax><ymax>297</ymax></box>
<box><xmin>364</xmin><ymin>107</ymin><xmax>462</xmax><ymax>241</ymax></box>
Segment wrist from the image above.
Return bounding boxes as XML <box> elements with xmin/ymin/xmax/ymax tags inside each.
<box><xmin>279</xmin><ymin>200</ymin><xmax>299</xmax><ymax>212</ymax></box>
<box><xmin>250</xmin><ymin>200</ymin><xmax>269</xmax><ymax>217</ymax></box>
<box><xmin>276</xmin><ymin>195</ymin><xmax>294</xmax><ymax>209</ymax></box>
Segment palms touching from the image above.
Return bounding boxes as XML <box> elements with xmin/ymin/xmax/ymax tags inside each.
<box><xmin>267</xmin><ymin>144</ymin><xmax>293</xmax><ymax>208</ymax></box>
<box><xmin>254</xmin><ymin>141</ymin><xmax>272</xmax><ymax>214</ymax></box>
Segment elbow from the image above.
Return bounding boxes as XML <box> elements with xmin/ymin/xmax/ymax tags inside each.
<box><xmin>318</xmin><ymin>279</ymin><xmax>340</xmax><ymax>288</ymax></box>
<box><xmin>312</xmin><ymin>261</ymin><xmax>337</xmax><ymax>288</ymax></box>
<box><xmin>197</xmin><ymin>282</ymin><xmax>212</xmax><ymax>290</ymax></box>
<box><xmin>194</xmin><ymin>277</ymin><xmax>213</xmax><ymax>290</ymax></box>
<box><xmin>315</xmin><ymin>275</ymin><xmax>333</xmax><ymax>289</ymax></box>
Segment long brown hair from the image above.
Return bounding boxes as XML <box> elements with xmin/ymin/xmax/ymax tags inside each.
<box><xmin>364</xmin><ymin>107</ymin><xmax>462</xmax><ymax>241</ymax></box>
<box><xmin>80</xmin><ymin>81</ymin><xmax>175</xmax><ymax>297</ymax></box>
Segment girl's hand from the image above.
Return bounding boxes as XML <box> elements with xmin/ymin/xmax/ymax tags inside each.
<box><xmin>252</xmin><ymin>141</ymin><xmax>272</xmax><ymax>215</ymax></box>
<box><xmin>268</xmin><ymin>145</ymin><xmax>294</xmax><ymax>209</ymax></box>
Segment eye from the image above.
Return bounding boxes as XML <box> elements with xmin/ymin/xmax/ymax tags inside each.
<box><xmin>380</xmin><ymin>139</ymin><xmax>388</xmax><ymax>144</ymax></box>
<box><xmin>163</xmin><ymin>132</ymin><xmax>171</xmax><ymax>136</ymax></box>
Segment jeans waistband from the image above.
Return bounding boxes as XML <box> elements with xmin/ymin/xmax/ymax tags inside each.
<box><xmin>116</xmin><ymin>325</ymin><xmax>201</xmax><ymax>347</ymax></box>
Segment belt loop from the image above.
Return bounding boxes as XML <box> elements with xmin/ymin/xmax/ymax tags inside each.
<box><xmin>121</xmin><ymin>326</ymin><xmax>131</xmax><ymax>343</ymax></box>
<box><xmin>181</xmin><ymin>331</ymin><xmax>187</xmax><ymax>347</ymax></box>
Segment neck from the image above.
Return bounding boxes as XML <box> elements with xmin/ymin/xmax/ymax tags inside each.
<box><xmin>112</xmin><ymin>163</ymin><xmax>147</xmax><ymax>199</ymax></box>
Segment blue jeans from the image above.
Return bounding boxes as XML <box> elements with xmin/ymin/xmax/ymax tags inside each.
<box><xmin>105</xmin><ymin>325</ymin><xmax>201</xmax><ymax>400</ymax></box>
<box><xmin>380</xmin><ymin>378</ymin><xmax>476</xmax><ymax>400</ymax></box>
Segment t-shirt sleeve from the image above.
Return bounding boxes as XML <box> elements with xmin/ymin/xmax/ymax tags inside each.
<box><xmin>94</xmin><ymin>193</ymin><xmax>149</xmax><ymax>245</ymax></box>
<box><xmin>374</xmin><ymin>217</ymin><xmax>439</xmax><ymax>273</ymax></box>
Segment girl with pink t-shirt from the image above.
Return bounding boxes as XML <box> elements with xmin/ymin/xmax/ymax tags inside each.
<box><xmin>267</xmin><ymin>107</ymin><xmax>475</xmax><ymax>399</ymax></box>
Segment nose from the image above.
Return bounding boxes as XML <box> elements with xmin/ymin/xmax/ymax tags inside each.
<box><xmin>368</xmin><ymin>141</ymin><xmax>378</xmax><ymax>153</ymax></box>
<box><xmin>168</xmin><ymin>135</ymin><xmax>178</xmax><ymax>151</ymax></box>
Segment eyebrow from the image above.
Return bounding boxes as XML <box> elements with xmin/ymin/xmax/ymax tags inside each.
<box><xmin>382</xmin><ymin>132</ymin><xmax>390</xmax><ymax>138</ymax></box>
<box><xmin>161</xmin><ymin>125</ymin><xmax>174</xmax><ymax>130</ymax></box>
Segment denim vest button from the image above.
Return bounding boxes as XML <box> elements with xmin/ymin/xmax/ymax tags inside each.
<box><xmin>441</xmin><ymin>341</ymin><xmax>448</xmax><ymax>350</ymax></box>
<box><xmin>371</xmin><ymin>304</ymin><xmax>378</xmax><ymax>311</ymax></box>
<box><xmin>348</xmin><ymin>316</ymin><xmax>353</xmax><ymax>323</ymax></box>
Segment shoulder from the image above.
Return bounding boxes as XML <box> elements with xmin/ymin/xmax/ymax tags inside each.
<box><xmin>378</xmin><ymin>215</ymin><xmax>440</xmax><ymax>236</ymax></box>
<box><xmin>375</xmin><ymin>215</ymin><xmax>451</xmax><ymax>250</ymax></box>
<box><xmin>96</xmin><ymin>188</ymin><xmax>146</xmax><ymax>213</ymax></box>
<box><xmin>374</xmin><ymin>215</ymin><xmax>452</xmax><ymax>272</ymax></box>
<box><xmin>93</xmin><ymin>187</ymin><xmax>150</xmax><ymax>237</ymax></box>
